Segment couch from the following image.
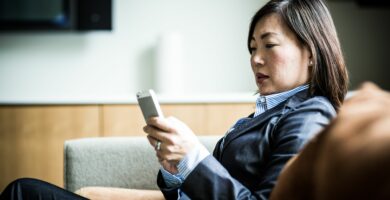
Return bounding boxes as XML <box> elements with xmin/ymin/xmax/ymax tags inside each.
<box><xmin>64</xmin><ymin>136</ymin><xmax>221</xmax><ymax>192</ymax></box>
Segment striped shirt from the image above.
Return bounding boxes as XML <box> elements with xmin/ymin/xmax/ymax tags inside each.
<box><xmin>160</xmin><ymin>84</ymin><xmax>310</xmax><ymax>193</ymax></box>
<box><xmin>254</xmin><ymin>84</ymin><xmax>309</xmax><ymax>117</ymax></box>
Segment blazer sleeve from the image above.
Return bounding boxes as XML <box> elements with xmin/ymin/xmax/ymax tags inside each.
<box><xmin>156</xmin><ymin>171</ymin><xmax>181</xmax><ymax>200</ymax></box>
<box><xmin>173</xmin><ymin>98</ymin><xmax>336</xmax><ymax>200</ymax></box>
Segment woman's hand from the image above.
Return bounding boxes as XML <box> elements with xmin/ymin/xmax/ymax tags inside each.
<box><xmin>143</xmin><ymin>116</ymin><xmax>201</xmax><ymax>174</ymax></box>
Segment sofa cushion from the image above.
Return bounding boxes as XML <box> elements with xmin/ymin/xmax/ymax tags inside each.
<box><xmin>64</xmin><ymin>136</ymin><xmax>220</xmax><ymax>192</ymax></box>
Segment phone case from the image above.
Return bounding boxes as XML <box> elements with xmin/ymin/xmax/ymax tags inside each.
<box><xmin>136</xmin><ymin>89</ymin><xmax>164</xmax><ymax>122</ymax></box>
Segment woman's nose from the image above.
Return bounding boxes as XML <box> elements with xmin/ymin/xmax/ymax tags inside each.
<box><xmin>251</xmin><ymin>51</ymin><xmax>265</xmax><ymax>66</ymax></box>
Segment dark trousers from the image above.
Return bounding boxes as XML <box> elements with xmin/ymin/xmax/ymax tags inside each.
<box><xmin>0</xmin><ymin>178</ymin><xmax>88</xmax><ymax>200</ymax></box>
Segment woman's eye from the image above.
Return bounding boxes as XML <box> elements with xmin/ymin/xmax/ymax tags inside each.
<box><xmin>265</xmin><ymin>44</ymin><xmax>277</xmax><ymax>48</ymax></box>
<box><xmin>250</xmin><ymin>47</ymin><xmax>257</xmax><ymax>53</ymax></box>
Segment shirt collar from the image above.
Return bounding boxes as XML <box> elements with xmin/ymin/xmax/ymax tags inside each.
<box><xmin>254</xmin><ymin>84</ymin><xmax>309</xmax><ymax>117</ymax></box>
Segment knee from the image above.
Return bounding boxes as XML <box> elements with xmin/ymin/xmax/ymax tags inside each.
<box><xmin>3</xmin><ymin>177</ymin><xmax>42</xmax><ymax>194</ymax></box>
<box><xmin>8</xmin><ymin>177</ymin><xmax>39</xmax><ymax>187</ymax></box>
<box><xmin>1</xmin><ymin>178</ymin><xmax>45</xmax><ymax>200</ymax></box>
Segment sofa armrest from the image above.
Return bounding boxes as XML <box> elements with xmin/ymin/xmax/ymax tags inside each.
<box><xmin>64</xmin><ymin>136</ymin><xmax>221</xmax><ymax>192</ymax></box>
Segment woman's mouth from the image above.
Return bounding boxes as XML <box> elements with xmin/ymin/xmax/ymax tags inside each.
<box><xmin>256</xmin><ymin>73</ymin><xmax>269</xmax><ymax>84</ymax></box>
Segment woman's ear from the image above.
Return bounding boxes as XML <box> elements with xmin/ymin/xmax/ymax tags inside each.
<box><xmin>305</xmin><ymin>45</ymin><xmax>313</xmax><ymax>67</ymax></box>
<box><xmin>308</xmin><ymin>49</ymin><xmax>314</xmax><ymax>67</ymax></box>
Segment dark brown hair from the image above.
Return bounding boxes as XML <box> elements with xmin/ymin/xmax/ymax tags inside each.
<box><xmin>248</xmin><ymin>0</ymin><xmax>349</xmax><ymax>110</ymax></box>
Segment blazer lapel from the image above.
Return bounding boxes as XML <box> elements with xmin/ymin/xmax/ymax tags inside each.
<box><xmin>220</xmin><ymin>102</ymin><xmax>285</xmax><ymax>153</ymax></box>
<box><xmin>219</xmin><ymin>89</ymin><xmax>310</xmax><ymax>154</ymax></box>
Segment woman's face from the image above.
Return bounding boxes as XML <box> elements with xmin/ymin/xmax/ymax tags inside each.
<box><xmin>250</xmin><ymin>13</ymin><xmax>311</xmax><ymax>95</ymax></box>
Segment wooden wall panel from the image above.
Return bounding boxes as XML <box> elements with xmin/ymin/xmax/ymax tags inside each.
<box><xmin>101</xmin><ymin>105</ymin><xmax>145</xmax><ymax>136</ymax></box>
<box><xmin>161</xmin><ymin>104</ymin><xmax>207</xmax><ymax>135</ymax></box>
<box><xmin>102</xmin><ymin>103</ymin><xmax>254</xmax><ymax>136</ymax></box>
<box><xmin>0</xmin><ymin>106</ymin><xmax>100</xmax><ymax>191</ymax></box>
<box><xmin>205</xmin><ymin>103</ymin><xmax>255</xmax><ymax>135</ymax></box>
<box><xmin>102</xmin><ymin>104</ymin><xmax>208</xmax><ymax>136</ymax></box>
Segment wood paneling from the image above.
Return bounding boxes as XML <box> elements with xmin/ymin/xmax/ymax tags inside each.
<box><xmin>161</xmin><ymin>104</ymin><xmax>207</xmax><ymax>135</ymax></box>
<box><xmin>205</xmin><ymin>103</ymin><xmax>255</xmax><ymax>135</ymax></box>
<box><xmin>101</xmin><ymin>104</ymin><xmax>208</xmax><ymax>136</ymax></box>
<box><xmin>0</xmin><ymin>106</ymin><xmax>100</xmax><ymax>191</ymax></box>
<box><xmin>0</xmin><ymin>103</ymin><xmax>254</xmax><ymax>191</ymax></box>
<box><xmin>102</xmin><ymin>103</ymin><xmax>254</xmax><ymax>136</ymax></box>
<box><xmin>101</xmin><ymin>105</ymin><xmax>145</xmax><ymax>136</ymax></box>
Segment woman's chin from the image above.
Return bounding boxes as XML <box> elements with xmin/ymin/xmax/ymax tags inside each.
<box><xmin>257</xmin><ymin>83</ymin><xmax>272</xmax><ymax>95</ymax></box>
<box><xmin>258</xmin><ymin>87</ymin><xmax>272</xmax><ymax>95</ymax></box>
<box><xmin>259</xmin><ymin>90</ymin><xmax>271</xmax><ymax>96</ymax></box>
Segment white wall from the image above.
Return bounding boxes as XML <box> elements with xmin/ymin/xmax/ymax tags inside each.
<box><xmin>0</xmin><ymin>1</ymin><xmax>388</xmax><ymax>102</ymax></box>
<box><xmin>0</xmin><ymin>0</ymin><xmax>265</xmax><ymax>101</ymax></box>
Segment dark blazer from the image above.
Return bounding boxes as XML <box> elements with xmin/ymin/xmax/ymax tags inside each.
<box><xmin>157</xmin><ymin>89</ymin><xmax>336</xmax><ymax>200</ymax></box>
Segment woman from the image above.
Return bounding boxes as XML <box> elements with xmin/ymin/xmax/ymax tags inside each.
<box><xmin>143</xmin><ymin>0</ymin><xmax>348</xmax><ymax>199</ymax></box>
<box><xmin>0</xmin><ymin>0</ymin><xmax>348</xmax><ymax>199</ymax></box>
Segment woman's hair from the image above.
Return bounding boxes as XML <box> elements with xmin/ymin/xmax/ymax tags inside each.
<box><xmin>248</xmin><ymin>0</ymin><xmax>349</xmax><ymax>110</ymax></box>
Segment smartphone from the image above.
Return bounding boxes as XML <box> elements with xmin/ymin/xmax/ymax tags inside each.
<box><xmin>136</xmin><ymin>89</ymin><xmax>164</xmax><ymax>123</ymax></box>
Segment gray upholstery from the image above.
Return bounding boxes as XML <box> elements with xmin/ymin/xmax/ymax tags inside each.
<box><xmin>64</xmin><ymin>136</ymin><xmax>221</xmax><ymax>192</ymax></box>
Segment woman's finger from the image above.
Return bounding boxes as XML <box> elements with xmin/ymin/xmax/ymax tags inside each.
<box><xmin>146</xmin><ymin>117</ymin><xmax>175</xmax><ymax>133</ymax></box>
<box><xmin>146</xmin><ymin>135</ymin><xmax>159</xmax><ymax>148</ymax></box>
<box><xmin>144</xmin><ymin>125</ymin><xmax>173</xmax><ymax>144</ymax></box>
<box><xmin>156</xmin><ymin>150</ymin><xmax>183</xmax><ymax>163</ymax></box>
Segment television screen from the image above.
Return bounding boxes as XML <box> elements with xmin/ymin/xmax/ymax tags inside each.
<box><xmin>0</xmin><ymin>0</ymin><xmax>73</xmax><ymax>30</ymax></box>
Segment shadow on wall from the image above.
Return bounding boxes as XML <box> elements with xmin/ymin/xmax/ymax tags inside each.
<box><xmin>328</xmin><ymin>1</ymin><xmax>390</xmax><ymax>90</ymax></box>
<box><xmin>136</xmin><ymin>46</ymin><xmax>156</xmax><ymax>91</ymax></box>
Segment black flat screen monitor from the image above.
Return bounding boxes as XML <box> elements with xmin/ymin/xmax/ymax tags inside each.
<box><xmin>0</xmin><ymin>0</ymin><xmax>73</xmax><ymax>30</ymax></box>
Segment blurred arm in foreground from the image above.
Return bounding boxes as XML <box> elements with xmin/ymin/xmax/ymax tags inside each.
<box><xmin>271</xmin><ymin>82</ymin><xmax>390</xmax><ymax>200</ymax></box>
